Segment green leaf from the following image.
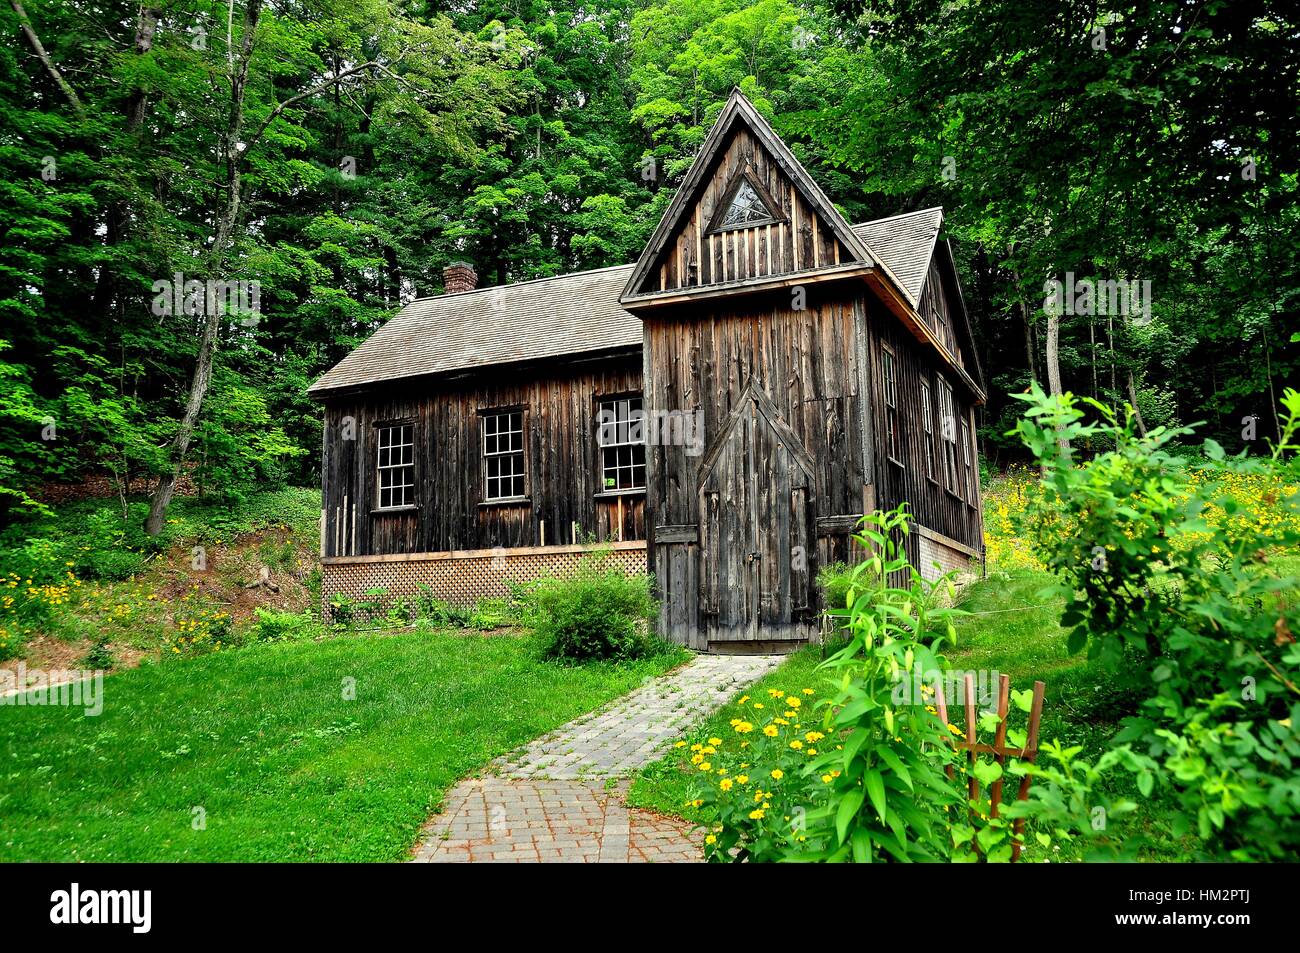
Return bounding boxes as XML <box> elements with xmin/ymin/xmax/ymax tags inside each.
<box><xmin>1066</xmin><ymin>627</ymin><xmax>1088</xmax><ymax>655</ymax></box>
<box><xmin>835</xmin><ymin>788</ymin><xmax>865</xmax><ymax>844</ymax></box>
<box><xmin>864</xmin><ymin>769</ymin><xmax>887</xmax><ymax>824</ymax></box>
<box><xmin>875</xmin><ymin>745</ymin><xmax>913</xmax><ymax>790</ymax></box>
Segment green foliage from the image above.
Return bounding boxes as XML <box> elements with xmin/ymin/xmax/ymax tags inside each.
<box><xmin>250</xmin><ymin>609</ymin><xmax>317</xmax><ymax>644</ymax></box>
<box><xmin>1013</xmin><ymin>384</ymin><xmax>1300</xmax><ymax>860</ymax></box>
<box><xmin>524</xmin><ymin>552</ymin><xmax>660</xmax><ymax>662</ymax></box>
<box><xmin>413</xmin><ymin>586</ymin><xmax>472</xmax><ymax>628</ymax></box>
<box><xmin>696</xmin><ymin>506</ymin><xmax>973</xmax><ymax>861</ymax></box>
<box><xmin>80</xmin><ymin>633</ymin><xmax>114</xmax><ymax>670</ymax></box>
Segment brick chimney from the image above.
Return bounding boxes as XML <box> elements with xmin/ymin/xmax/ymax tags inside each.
<box><xmin>443</xmin><ymin>261</ymin><xmax>477</xmax><ymax>295</ymax></box>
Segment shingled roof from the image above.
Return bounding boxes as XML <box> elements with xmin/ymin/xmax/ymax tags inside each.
<box><xmin>308</xmin><ymin>263</ymin><xmax>640</xmax><ymax>396</ymax></box>
<box><xmin>851</xmin><ymin>207</ymin><xmax>943</xmax><ymax>305</ymax></box>
<box><xmin>308</xmin><ymin>208</ymin><xmax>946</xmax><ymax>397</ymax></box>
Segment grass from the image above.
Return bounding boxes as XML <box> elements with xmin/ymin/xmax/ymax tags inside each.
<box><xmin>0</xmin><ymin>630</ymin><xmax>688</xmax><ymax>862</ymax></box>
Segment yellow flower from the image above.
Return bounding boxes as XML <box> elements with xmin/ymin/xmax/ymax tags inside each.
<box><xmin>705</xmin><ymin>834</ymin><xmax>717</xmax><ymax>845</ymax></box>
<box><xmin>697</xmin><ymin>761</ymin><xmax>712</xmax><ymax>772</ymax></box>
<box><xmin>785</xmin><ymin>696</ymin><xmax>801</xmax><ymax>708</ymax></box>
<box><xmin>762</xmin><ymin>725</ymin><xmax>779</xmax><ymax>737</ymax></box>
<box><xmin>719</xmin><ymin>778</ymin><xmax>734</xmax><ymax>792</ymax></box>
<box><xmin>735</xmin><ymin>774</ymin><xmax>749</xmax><ymax>785</ymax></box>
<box><xmin>733</xmin><ymin>721</ymin><xmax>753</xmax><ymax>734</ymax></box>
<box><xmin>789</xmin><ymin>740</ymin><xmax>803</xmax><ymax>750</ymax></box>
<box><xmin>749</xmin><ymin>809</ymin><xmax>766</xmax><ymax>820</ymax></box>
<box><xmin>821</xmin><ymin>774</ymin><xmax>833</xmax><ymax>784</ymax></box>
<box><xmin>802</xmin><ymin>688</ymin><xmax>814</xmax><ymax>696</ymax></box>
<box><xmin>707</xmin><ymin>737</ymin><xmax>722</xmax><ymax>746</ymax></box>
<box><xmin>770</xmin><ymin>768</ymin><xmax>784</xmax><ymax>780</ymax></box>
<box><xmin>674</xmin><ymin>740</ymin><xmax>687</xmax><ymax>748</ymax></box>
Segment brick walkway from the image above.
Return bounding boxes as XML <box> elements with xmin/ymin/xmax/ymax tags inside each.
<box><xmin>411</xmin><ymin>653</ymin><xmax>781</xmax><ymax>863</ymax></box>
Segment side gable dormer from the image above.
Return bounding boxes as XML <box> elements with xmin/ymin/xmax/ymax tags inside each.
<box><xmin>621</xmin><ymin>89</ymin><xmax>880</xmax><ymax>305</ymax></box>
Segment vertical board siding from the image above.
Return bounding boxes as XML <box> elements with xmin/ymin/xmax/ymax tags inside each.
<box><xmin>645</xmin><ymin>289</ymin><xmax>866</xmax><ymax>644</ymax></box>
<box><xmin>320</xmin><ymin>354</ymin><xmax>646</xmax><ymax>558</ymax></box>
<box><xmin>863</xmin><ymin>290</ymin><xmax>984</xmax><ymax>563</ymax></box>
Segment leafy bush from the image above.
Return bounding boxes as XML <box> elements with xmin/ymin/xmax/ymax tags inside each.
<box><xmin>696</xmin><ymin>507</ymin><xmax>971</xmax><ymax>861</ymax></box>
<box><xmin>469</xmin><ymin>597</ymin><xmax>519</xmax><ymax>631</ymax></box>
<box><xmin>413</xmin><ymin>586</ymin><xmax>472</xmax><ymax>628</ymax></box>
<box><xmin>692</xmin><ymin>505</ymin><xmax>1130</xmax><ymax>863</ymax></box>
<box><xmin>251</xmin><ymin>608</ymin><xmax>316</xmax><ymax>643</ymax></box>
<box><xmin>524</xmin><ymin>552</ymin><xmax>659</xmax><ymax>662</ymax></box>
<box><xmin>1012</xmin><ymin>383</ymin><xmax>1300</xmax><ymax>860</ymax></box>
<box><xmin>327</xmin><ymin>593</ymin><xmax>354</xmax><ymax>626</ymax></box>
<box><xmin>80</xmin><ymin>634</ymin><xmax>114</xmax><ymax>669</ymax></box>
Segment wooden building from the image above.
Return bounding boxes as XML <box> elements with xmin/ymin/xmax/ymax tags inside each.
<box><xmin>309</xmin><ymin>90</ymin><xmax>985</xmax><ymax>652</ymax></box>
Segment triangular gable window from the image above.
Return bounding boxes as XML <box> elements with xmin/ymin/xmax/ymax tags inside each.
<box><xmin>708</xmin><ymin>171</ymin><xmax>782</xmax><ymax>233</ymax></box>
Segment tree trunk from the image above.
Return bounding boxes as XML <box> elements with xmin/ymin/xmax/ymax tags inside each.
<box><xmin>1045</xmin><ymin>309</ymin><xmax>1070</xmax><ymax>452</ymax></box>
<box><xmin>145</xmin><ymin>0</ymin><xmax>263</xmax><ymax>535</ymax></box>
<box><xmin>10</xmin><ymin>0</ymin><xmax>84</xmax><ymax>114</ymax></box>
<box><xmin>1125</xmin><ymin>369</ymin><xmax>1148</xmax><ymax>437</ymax></box>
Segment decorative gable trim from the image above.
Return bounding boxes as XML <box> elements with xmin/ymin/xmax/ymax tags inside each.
<box><xmin>621</xmin><ymin>88</ymin><xmax>885</xmax><ymax>305</ymax></box>
<box><xmin>705</xmin><ymin>167</ymin><xmax>785</xmax><ymax>234</ymax></box>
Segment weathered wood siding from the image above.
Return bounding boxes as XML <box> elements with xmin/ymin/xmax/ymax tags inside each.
<box><xmin>865</xmin><ymin>283</ymin><xmax>983</xmax><ymax>562</ymax></box>
<box><xmin>638</xmin><ymin>125</ymin><xmax>852</xmax><ymax>295</ymax></box>
<box><xmin>320</xmin><ymin>353</ymin><xmax>646</xmax><ymax>558</ymax></box>
<box><xmin>644</xmin><ymin>288</ymin><xmax>871</xmax><ymax>647</ymax></box>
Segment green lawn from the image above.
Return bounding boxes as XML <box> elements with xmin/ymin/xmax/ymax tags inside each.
<box><xmin>0</xmin><ymin>631</ymin><xmax>686</xmax><ymax>862</ymax></box>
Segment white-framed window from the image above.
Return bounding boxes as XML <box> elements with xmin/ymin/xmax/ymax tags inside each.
<box><xmin>938</xmin><ymin>377</ymin><xmax>959</xmax><ymax>493</ymax></box>
<box><xmin>597</xmin><ymin>396</ymin><xmax>646</xmax><ymax>492</ymax></box>
<box><xmin>482</xmin><ymin>409</ymin><xmax>525</xmax><ymax>501</ymax></box>
<box><xmin>375</xmin><ymin>422</ymin><xmax>415</xmax><ymax>509</ymax></box>
<box><xmin>882</xmin><ymin>344</ymin><xmax>901</xmax><ymax>464</ymax></box>
<box><xmin>960</xmin><ymin>414</ymin><xmax>978</xmax><ymax>504</ymax></box>
<box><xmin>920</xmin><ymin>378</ymin><xmax>936</xmax><ymax>482</ymax></box>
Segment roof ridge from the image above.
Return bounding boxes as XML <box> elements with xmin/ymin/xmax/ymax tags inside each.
<box><xmin>406</xmin><ymin>261</ymin><xmax>635</xmax><ymax>306</ymax></box>
<box><xmin>851</xmin><ymin>206</ymin><xmax>944</xmax><ymax>229</ymax></box>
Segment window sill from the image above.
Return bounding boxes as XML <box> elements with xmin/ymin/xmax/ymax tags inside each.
<box><xmin>371</xmin><ymin>505</ymin><xmax>417</xmax><ymax>515</ymax></box>
<box><xmin>887</xmin><ymin>456</ymin><xmax>905</xmax><ymax>469</ymax></box>
<box><xmin>479</xmin><ymin>497</ymin><xmax>531</xmax><ymax>508</ymax></box>
<box><xmin>594</xmin><ymin>488</ymin><xmax>646</xmax><ymax>500</ymax></box>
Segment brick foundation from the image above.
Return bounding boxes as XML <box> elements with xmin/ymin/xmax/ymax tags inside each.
<box><xmin>915</xmin><ymin>525</ymin><xmax>980</xmax><ymax>582</ymax></box>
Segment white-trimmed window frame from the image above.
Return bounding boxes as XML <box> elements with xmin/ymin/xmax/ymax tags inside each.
<box><xmin>596</xmin><ymin>395</ymin><xmax>646</xmax><ymax>493</ymax></box>
<box><xmin>481</xmin><ymin>408</ymin><xmax>527</xmax><ymax>502</ymax></box>
<box><xmin>374</xmin><ymin>421</ymin><xmax>415</xmax><ymax>510</ymax></box>
<box><xmin>920</xmin><ymin>378</ymin><xmax>936</xmax><ymax>482</ymax></box>
<box><xmin>882</xmin><ymin>344</ymin><xmax>902</xmax><ymax>466</ymax></box>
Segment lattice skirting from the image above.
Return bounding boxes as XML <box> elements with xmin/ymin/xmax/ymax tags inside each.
<box><xmin>320</xmin><ymin>542</ymin><xmax>648</xmax><ymax>611</ymax></box>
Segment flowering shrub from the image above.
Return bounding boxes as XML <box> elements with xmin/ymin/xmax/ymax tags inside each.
<box><xmin>694</xmin><ymin>507</ymin><xmax>980</xmax><ymax>861</ymax></box>
<box><xmin>1011</xmin><ymin>384</ymin><xmax>1300</xmax><ymax>860</ymax></box>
